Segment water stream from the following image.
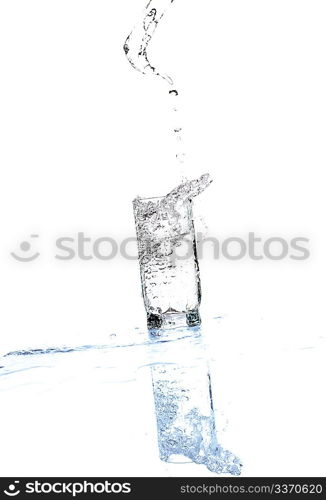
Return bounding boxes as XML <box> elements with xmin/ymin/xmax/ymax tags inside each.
<box><xmin>124</xmin><ymin>0</ymin><xmax>187</xmax><ymax>171</ymax></box>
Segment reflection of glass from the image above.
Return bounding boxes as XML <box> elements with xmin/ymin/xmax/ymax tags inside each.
<box><xmin>133</xmin><ymin>197</ymin><xmax>201</xmax><ymax>330</ymax></box>
<box><xmin>149</xmin><ymin>333</ymin><xmax>242</xmax><ymax>475</ymax></box>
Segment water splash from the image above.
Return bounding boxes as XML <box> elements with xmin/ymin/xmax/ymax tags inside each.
<box><xmin>165</xmin><ymin>173</ymin><xmax>213</xmax><ymax>204</ymax></box>
<box><xmin>133</xmin><ymin>173</ymin><xmax>212</xmax><ymax>240</ymax></box>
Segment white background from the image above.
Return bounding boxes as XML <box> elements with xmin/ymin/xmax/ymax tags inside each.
<box><xmin>0</xmin><ymin>0</ymin><xmax>325</xmax><ymax>477</ymax></box>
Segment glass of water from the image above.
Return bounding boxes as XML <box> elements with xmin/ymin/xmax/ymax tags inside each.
<box><xmin>133</xmin><ymin>195</ymin><xmax>202</xmax><ymax>330</ymax></box>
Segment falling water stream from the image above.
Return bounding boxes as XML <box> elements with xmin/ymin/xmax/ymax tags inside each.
<box><xmin>124</xmin><ymin>0</ymin><xmax>188</xmax><ymax>171</ymax></box>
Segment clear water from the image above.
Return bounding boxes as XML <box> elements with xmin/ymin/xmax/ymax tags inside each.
<box><xmin>133</xmin><ymin>175</ymin><xmax>212</xmax><ymax>321</ymax></box>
